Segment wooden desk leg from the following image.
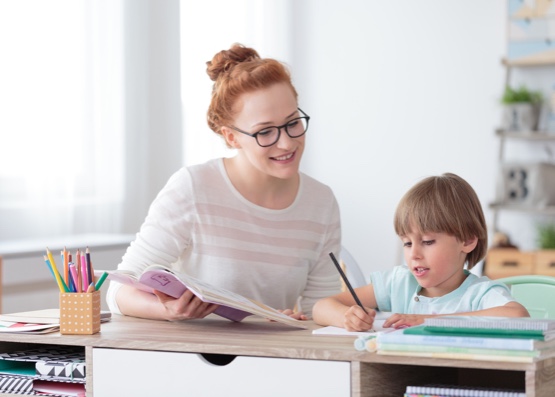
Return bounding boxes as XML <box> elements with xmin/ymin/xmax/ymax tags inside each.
<box><xmin>86</xmin><ymin>345</ymin><xmax>93</xmax><ymax>397</ymax></box>
<box><xmin>0</xmin><ymin>256</ymin><xmax>3</xmax><ymax>313</ymax></box>
<box><xmin>527</xmin><ymin>358</ymin><xmax>555</xmax><ymax>397</ymax></box>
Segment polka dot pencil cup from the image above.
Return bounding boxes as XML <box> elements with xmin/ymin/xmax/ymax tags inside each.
<box><xmin>59</xmin><ymin>291</ymin><xmax>101</xmax><ymax>335</ymax></box>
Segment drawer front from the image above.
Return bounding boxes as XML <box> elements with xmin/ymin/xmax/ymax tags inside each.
<box><xmin>535</xmin><ymin>250</ymin><xmax>555</xmax><ymax>277</ymax></box>
<box><xmin>93</xmin><ymin>348</ymin><xmax>350</xmax><ymax>397</ymax></box>
<box><xmin>485</xmin><ymin>250</ymin><xmax>535</xmax><ymax>279</ymax></box>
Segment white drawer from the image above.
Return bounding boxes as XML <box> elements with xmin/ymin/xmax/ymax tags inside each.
<box><xmin>93</xmin><ymin>348</ymin><xmax>350</xmax><ymax>397</ymax></box>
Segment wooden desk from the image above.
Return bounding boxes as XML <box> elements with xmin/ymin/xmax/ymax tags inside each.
<box><xmin>0</xmin><ymin>315</ymin><xmax>554</xmax><ymax>397</ymax></box>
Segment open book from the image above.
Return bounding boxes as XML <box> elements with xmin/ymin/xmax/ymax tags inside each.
<box><xmin>106</xmin><ymin>265</ymin><xmax>308</xmax><ymax>329</ymax></box>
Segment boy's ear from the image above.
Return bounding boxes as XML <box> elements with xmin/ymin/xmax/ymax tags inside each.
<box><xmin>462</xmin><ymin>236</ymin><xmax>478</xmax><ymax>253</ymax></box>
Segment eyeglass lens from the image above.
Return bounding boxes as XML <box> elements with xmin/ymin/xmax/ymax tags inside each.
<box><xmin>257</xmin><ymin>117</ymin><xmax>308</xmax><ymax>147</ymax></box>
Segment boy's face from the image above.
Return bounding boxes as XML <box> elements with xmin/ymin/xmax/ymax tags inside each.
<box><xmin>400</xmin><ymin>230</ymin><xmax>477</xmax><ymax>297</ymax></box>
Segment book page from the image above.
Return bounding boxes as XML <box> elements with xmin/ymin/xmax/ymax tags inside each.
<box><xmin>138</xmin><ymin>267</ymin><xmax>308</xmax><ymax>328</ymax></box>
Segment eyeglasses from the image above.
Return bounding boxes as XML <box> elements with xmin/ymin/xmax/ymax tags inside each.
<box><xmin>228</xmin><ymin>108</ymin><xmax>310</xmax><ymax>147</ymax></box>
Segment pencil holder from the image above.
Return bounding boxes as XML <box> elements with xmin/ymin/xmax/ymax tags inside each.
<box><xmin>59</xmin><ymin>291</ymin><xmax>101</xmax><ymax>335</ymax></box>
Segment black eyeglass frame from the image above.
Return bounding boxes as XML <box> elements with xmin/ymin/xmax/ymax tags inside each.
<box><xmin>228</xmin><ymin>108</ymin><xmax>310</xmax><ymax>147</ymax></box>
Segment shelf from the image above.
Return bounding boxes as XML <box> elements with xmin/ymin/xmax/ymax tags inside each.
<box><xmin>495</xmin><ymin>129</ymin><xmax>555</xmax><ymax>141</ymax></box>
<box><xmin>502</xmin><ymin>58</ymin><xmax>555</xmax><ymax>68</ymax></box>
<box><xmin>489</xmin><ymin>202</ymin><xmax>555</xmax><ymax>216</ymax></box>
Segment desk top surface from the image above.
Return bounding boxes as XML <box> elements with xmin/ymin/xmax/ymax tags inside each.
<box><xmin>0</xmin><ymin>315</ymin><xmax>550</xmax><ymax>372</ymax></box>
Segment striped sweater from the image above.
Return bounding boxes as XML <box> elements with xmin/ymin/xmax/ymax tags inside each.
<box><xmin>106</xmin><ymin>158</ymin><xmax>341</xmax><ymax>317</ymax></box>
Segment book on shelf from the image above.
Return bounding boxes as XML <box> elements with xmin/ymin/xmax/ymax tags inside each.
<box><xmin>0</xmin><ymin>374</ymin><xmax>34</xmax><ymax>394</ymax></box>
<box><xmin>417</xmin><ymin>316</ymin><xmax>555</xmax><ymax>340</ymax></box>
<box><xmin>404</xmin><ymin>384</ymin><xmax>525</xmax><ymax>397</ymax></box>
<box><xmin>0</xmin><ymin>346</ymin><xmax>86</xmax><ymax>396</ymax></box>
<box><xmin>106</xmin><ymin>264</ymin><xmax>309</xmax><ymax>329</ymax></box>
<box><xmin>377</xmin><ymin>327</ymin><xmax>555</xmax><ymax>351</ymax></box>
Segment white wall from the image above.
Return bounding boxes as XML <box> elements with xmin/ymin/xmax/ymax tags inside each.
<box><xmin>176</xmin><ymin>1</ymin><xmax>555</xmax><ymax>279</ymax></box>
<box><xmin>292</xmin><ymin>1</ymin><xmax>511</xmax><ymax>277</ymax></box>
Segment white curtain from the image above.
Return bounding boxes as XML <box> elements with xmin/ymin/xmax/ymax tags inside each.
<box><xmin>0</xmin><ymin>0</ymin><xmax>293</xmax><ymax>242</ymax></box>
<box><xmin>0</xmin><ymin>0</ymin><xmax>125</xmax><ymax>240</ymax></box>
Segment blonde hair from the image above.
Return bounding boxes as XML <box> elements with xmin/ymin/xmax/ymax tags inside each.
<box><xmin>393</xmin><ymin>173</ymin><xmax>487</xmax><ymax>268</ymax></box>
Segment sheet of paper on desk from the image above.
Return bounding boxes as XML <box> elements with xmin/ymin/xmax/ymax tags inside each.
<box><xmin>312</xmin><ymin>319</ymin><xmax>388</xmax><ymax>336</ymax></box>
<box><xmin>312</xmin><ymin>311</ymin><xmax>394</xmax><ymax>336</ymax></box>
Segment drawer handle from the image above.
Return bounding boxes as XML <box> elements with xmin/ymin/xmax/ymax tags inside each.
<box><xmin>502</xmin><ymin>261</ymin><xmax>519</xmax><ymax>267</ymax></box>
<box><xmin>200</xmin><ymin>353</ymin><xmax>236</xmax><ymax>366</ymax></box>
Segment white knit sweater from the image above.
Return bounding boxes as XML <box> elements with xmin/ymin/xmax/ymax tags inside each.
<box><xmin>106</xmin><ymin>158</ymin><xmax>341</xmax><ymax>318</ymax></box>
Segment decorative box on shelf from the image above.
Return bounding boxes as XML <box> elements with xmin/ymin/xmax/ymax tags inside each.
<box><xmin>485</xmin><ymin>248</ymin><xmax>555</xmax><ymax>279</ymax></box>
<box><xmin>485</xmin><ymin>248</ymin><xmax>535</xmax><ymax>279</ymax></box>
<box><xmin>535</xmin><ymin>249</ymin><xmax>555</xmax><ymax>277</ymax></box>
<box><xmin>496</xmin><ymin>162</ymin><xmax>555</xmax><ymax>208</ymax></box>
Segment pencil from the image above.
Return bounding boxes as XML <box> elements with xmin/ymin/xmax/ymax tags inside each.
<box><xmin>328</xmin><ymin>252</ymin><xmax>368</xmax><ymax>314</ymax></box>
<box><xmin>46</xmin><ymin>248</ymin><xmax>69</xmax><ymax>293</ymax></box>
<box><xmin>43</xmin><ymin>255</ymin><xmax>55</xmax><ymax>278</ymax></box>
<box><xmin>95</xmin><ymin>272</ymin><xmax>109</xmax><ymax>290</ymax></box>
<box><xmin>80</xmin><ymin>252</ymin><xmax>88</xmax><ymax>289</ymax></box>
<box><xmin>69</xmin><ymin>263</ymin><xmax>80</xmax><ymax>293</ymax></box>
<box><xmin>63</xmin><ymin>247</ymin><xmax>69</xmax><ymax>287</ymax></box>
<box><xmin>85</xmin><ymin>247</ymin><xmax>92</xmax><ymax>286</ymax></box>
<box><xmin>76</xmin><ymin>249</ymin><xmax>82</xmax><ymax>293</ymax></box>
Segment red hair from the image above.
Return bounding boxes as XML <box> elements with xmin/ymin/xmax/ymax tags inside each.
<box><xmin>206</xmin><ymin>43</ymin><xmax>298</xmax><ymax>139</ymax></box>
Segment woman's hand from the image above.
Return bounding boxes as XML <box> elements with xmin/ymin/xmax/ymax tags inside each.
<box><xmin>154</xmin><ymin>289</ymin><xmax>219</xmax><ymax>321</ymax></box>
<box><xmin>382</xmin><ymin>313</ymin><xmax>429</xmax><ymax>329</ymax></box>
<box><xmin>343</xmin><ymin>306</ymin><xmax>376</xmax><ymax>332</ymax></box>
<box><xmin>278</xmin><ymin>309</ymin><xmax>308</xmax><ymax>321</ymax></box>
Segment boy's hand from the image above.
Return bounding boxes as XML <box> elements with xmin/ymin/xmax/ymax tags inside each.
<box><xmin>343</xmin><ymin>306</ymin><xmax>376</xmax><ymax>332</ymax></box>
<box><xmin>382</xmin><ymin>313</ymin><xmax>429</xmax><ymax>329</ymax></box>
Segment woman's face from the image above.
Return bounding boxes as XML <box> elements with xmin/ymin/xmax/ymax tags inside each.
<box><xmin>225</xmin><ymin>82</ymin><xmax>305</xmax><ymax>181</ymax></box>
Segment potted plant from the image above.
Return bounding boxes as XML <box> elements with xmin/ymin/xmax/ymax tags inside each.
<box><xmin>535</xmin><ymin>223</ymin><xmax>555</xmax><ymax>276</ymax></box>
<box><xmin>501</xmin><ymin>85</ymin><xmax>543</xmax><ymax>132</ymax></box>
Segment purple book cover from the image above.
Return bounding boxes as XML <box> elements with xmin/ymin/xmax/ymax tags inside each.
<box><xmin>108</xmin><ymin>269</ymin><xmax>251</xmax><ymax>322</ymax></box>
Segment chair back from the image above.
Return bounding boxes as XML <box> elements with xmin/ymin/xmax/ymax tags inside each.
<box><xmin>340</xmin><ymin>246</ymin><xmax>366</xmax><ymax>289</ymax></box>
<box><xmin>497</xmin><ymin>275</ymin><xmax>555</xmax><ymax>319</ymax></box>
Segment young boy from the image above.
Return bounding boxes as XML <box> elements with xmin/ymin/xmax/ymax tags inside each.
<box><xmin>313</xmin><ymin>173</ymin><xmax>529</xmax><ymax>331</ymax></box>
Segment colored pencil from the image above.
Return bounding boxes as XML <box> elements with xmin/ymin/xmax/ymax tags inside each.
<box><xmin>69</xmin><ymin>263</ymin><xmax>80</xmax><ymax>293</ymax></box>
<box><xmin>63</xmin><ymin>247</ymin><xmax>69</xmax><ymax>287</ymax></box>
<box><xmin>76</xmin><ymin>249</ymin><xmax>82</xmax><ymax>293</ymax></box>
<box><xmin>81</xmin><ymin>252</ymin><xmax>88</xmax><ymax>289</ymax></box>
<box><xmin>85</xmin><ymin>247</ymin><xmax>92</xmax><ymax>287</ymax></box>
<box><xmin>46</xmin><ymin>248</ymin><xmax>69</xmax><ymax>293</ymax></box>
<box><xmin>95</xmin><ymin>272</ymin><xmax>109</xmax><ymax>290</ymax></box>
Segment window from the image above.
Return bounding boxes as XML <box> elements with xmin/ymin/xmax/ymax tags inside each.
<box><xmin>0</xmin><ymin>1</ymin><xmax>124</xmax><ymax>239</ymax></box>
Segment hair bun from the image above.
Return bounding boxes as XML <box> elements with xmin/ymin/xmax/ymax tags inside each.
<box><xmin>206</xmin><ymin>43</ymin><xmax>260</xmax><ymax>82</ymax></box>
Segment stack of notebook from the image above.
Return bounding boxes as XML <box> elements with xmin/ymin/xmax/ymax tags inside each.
<box><xmin>376</xmin><ymin>316</ymin><xmax>555</xmax><ymax>363</ymax></box>
<box><xmin>403</xmin><ymin>384</ymin><xmax>525</xmax><ymax>397</ymax></box>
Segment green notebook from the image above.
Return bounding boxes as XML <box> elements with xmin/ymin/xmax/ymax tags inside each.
<box><xmin>403</xmin><ymin>325</ymin><xmax>549</xmax><ymax>340</ymax></box>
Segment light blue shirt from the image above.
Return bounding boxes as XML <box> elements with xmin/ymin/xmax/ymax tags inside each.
<box><xmin>370</xmin><ymin>265</ymin><xmax>515</xmax><ymax>314</ymax></box>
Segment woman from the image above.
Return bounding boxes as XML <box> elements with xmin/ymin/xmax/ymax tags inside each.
<box><xmin>106</xmin><ymin>43</ymin><xmax>341</xmax><ymax>321</ymax></box>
